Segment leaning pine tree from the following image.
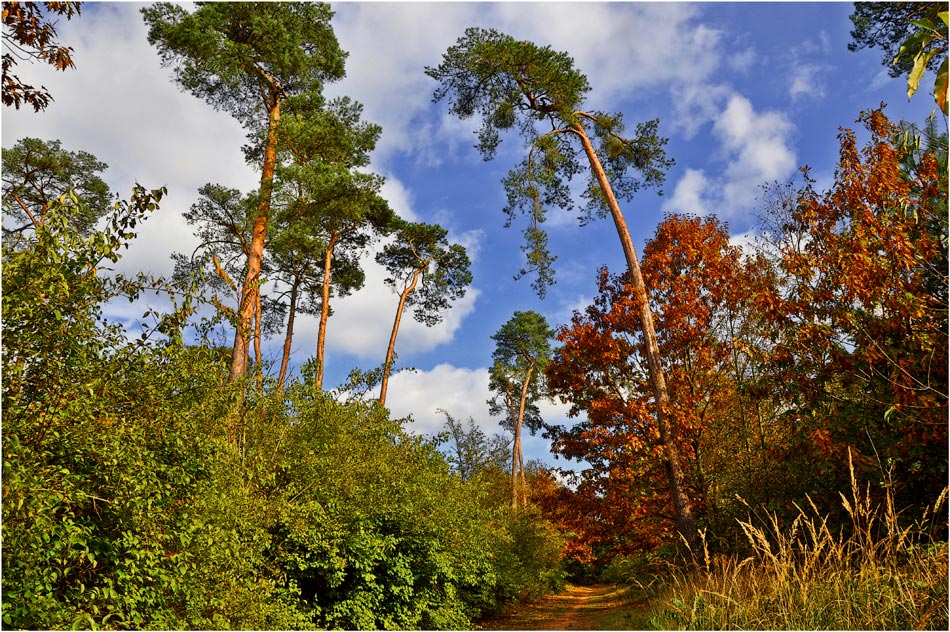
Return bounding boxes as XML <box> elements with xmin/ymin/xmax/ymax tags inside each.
<box><xmin>427</xmin><ymin>27</ymin><xmax>703</xmax><ymax>562</ymax></box>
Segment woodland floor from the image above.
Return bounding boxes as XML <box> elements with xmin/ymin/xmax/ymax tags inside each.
<box><xmin>476</xmin><ymin>584</ymin><xmax>653</xmax><ymax>630</ymax></box>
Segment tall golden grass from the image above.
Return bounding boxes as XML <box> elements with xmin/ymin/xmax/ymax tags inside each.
<box><xmin>648</xmin><ymin>453</ymin><xmax>948</xmax><ymax>630</ymax></box>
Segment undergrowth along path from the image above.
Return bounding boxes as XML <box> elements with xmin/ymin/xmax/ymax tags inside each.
<box><xmin>477</xmin><ymin>584</ymin><xmax>647</xmax><ymax>630</ymax></box>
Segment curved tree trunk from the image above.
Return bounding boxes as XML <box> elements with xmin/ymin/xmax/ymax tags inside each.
<box><xmin>573</xmin><ymin>120</ymin><xmax>704</xmax><ymax>565</ymax></box>
<box><xmin>379</xmin><ymin>268</ymin><xmax>421</xmax><ymax>406</ymax></box>
<box><xmin>511</xmin><ymin>363</ymin><xmax>535</xmax><ymax>510</ymax></box>
<box><xmin>314</xmin><ymin>231</ymin><xmax>340</xmax><ymax>390</ymax></box>
<box><xmin>230</xmin><ymin>94</ymin><xmax>280</xmax><ymax>384</ymax></box>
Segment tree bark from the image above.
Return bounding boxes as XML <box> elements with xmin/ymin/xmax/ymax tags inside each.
<box><xmin>314</xmin><ymin>230</ymin><xmax>340</xmax><ymax>390</ymax></box>
<box><xmin>253</xmin><ymin>285</ymin><xmax>263</xmax><ymax>370</ymax></box>
<box><xmin>511</xmin><ymin>363</ymin><xmax>535</xmax><ymax>510</ymax></box>
<box><xmin>277</xmin><ymin>275</ymin><xmax>301</xmax><ymax>390</ymax></box>
<box><xmin>572</xmin><ymin>120</ymin><xmax>704</xmax><ymax>565</ymax></box>
<box><xmin>230</xmin><ymin>94</ymin><xmax>280</xmax><ymax>383</ymax></box>
<box><xmin>379</xmin><ymin>267</ymin><xmax>421</xmax><ymax>406</ymax></box>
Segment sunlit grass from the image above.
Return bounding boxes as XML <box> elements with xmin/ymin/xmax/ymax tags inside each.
<box><xmin>647</xmin><ymin>453</ymin><xmax>948</xmax><ymax>630</ymax></box>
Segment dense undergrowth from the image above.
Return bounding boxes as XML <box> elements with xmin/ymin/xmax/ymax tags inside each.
<box><xmin>1</xmin><ymin>193</ymin><xmax>565</xmax><ymax>630</ymax></box>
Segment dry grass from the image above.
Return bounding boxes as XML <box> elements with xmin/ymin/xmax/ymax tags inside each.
<box><xmin>648</xmin><ymin>453</ymin><xmax>949</xmax><ymax>630</ymax></box>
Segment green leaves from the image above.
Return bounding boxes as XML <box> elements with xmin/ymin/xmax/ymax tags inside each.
<box><xmin>888</xmin><ymin>7</ymin><xmax>948</xmax><ymax>113</ymax></box>
<box><xmin>142</xmin><ymin>2</ymin><xmax>345</xmax><ymax>124</ymax></box>
<box><xmin>430</xmin><ymin>27</ymin><xmax>671</xmax><ymax>297</ymax></box>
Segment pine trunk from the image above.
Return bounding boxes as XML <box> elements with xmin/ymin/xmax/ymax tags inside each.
<box><xmin>380</xmin><ymin>268</ymin><xmax>421</xmax><ymax>406</ymax></box>
<box><xmin>314</xmin><ymin>231</ymin><xmax>340</xmax><ymax>390</ymax></box>
<box><xmin>277</xmin><ymin>275</ymin><xmax>301</xmax><ymax>390</ymax></box>
<box><xmin>511</xmin><ymin>364</ymin><xmax>535</xmax><ymax>510</ymax></box>
<box><xmin>230</xmin><ymin>95</ymin><xmax>280</xmax><ymax>383</ymax></box>
<box><xmin>573</xmin><ymin>121</ymin><xmax>704</xmax><ymax>565</ymax></box>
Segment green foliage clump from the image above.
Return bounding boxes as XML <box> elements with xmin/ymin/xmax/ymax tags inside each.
<box><xmin>1</xmin><ymin>189</ymin><xmax>566</xmax><ymax>629</ymax></box>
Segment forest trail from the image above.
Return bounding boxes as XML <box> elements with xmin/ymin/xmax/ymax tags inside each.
<box><xmin>477</xmin><ymin>584</ymin><xmax>645</xmax><ymax>630</ymax></box>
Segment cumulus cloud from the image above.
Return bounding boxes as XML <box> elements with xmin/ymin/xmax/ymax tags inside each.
<box><xmin>728</xmin><ymin>46</ymin><xmax>758</xmax><ymax>73</ymax></box>
<box><xmin>384</xmin><ymin>363</ymin><xmax>575</xmax><ymax>465</ymax></box>
<box><xmin>713</xmin><ymin>95</ymin><xmax>797</xmax><ymax>212</ymax></box>
<box><xmin>492</xmin><ymin>3</ymin><xmax>722</xmax><ymax>107</ymax></box>
<box><xmin>669</xmin><ymin>81</ymin><xmax>733</xmax><ymax>139</ymax></box>
<box><xmin>663</xmin><ymin>168</ymin><xmax>712</xmax><ymax>215</ymax></box>
<box><xmin>326</xmin><ymin>3</ymin><xmax>484</xmax><ymax>163</ymax></box>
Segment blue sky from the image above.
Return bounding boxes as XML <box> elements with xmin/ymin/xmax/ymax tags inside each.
<box><xmin>3</xmin><ymin>1</ymin><xmax>940</xmax><ymax>469</ymax></box>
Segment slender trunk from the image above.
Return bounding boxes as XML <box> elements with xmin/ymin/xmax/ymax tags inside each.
<box><xmin>511</xmin><ymin>364</ymin><xmax>535</xmax><ymax>510</ymax></box>
<box><xmin>277</xmin><ymin>275</ymin><xmax>301</xmax><ymax>390</ymax></box>
<box><xmin>253</xmin><ymin>285</ymin><xmax>263</xmax><ymax>368</ymax></box>
<box><xmin>379</xmin><ymin>268</ymin><xmax>422</xmax><ymax>406</ymax></box>
<box><xmin>519</xmin><ymin>443</ymin><xmax>527</xmax><ymax>507</ymax></box>
<box><xmin>230</xmin><ymin>94</ymin><xmax>281</xmax><ymax>383</ymax></box>
<box><xmin>314</xmin><ymin>231</ymin><xmax>340</xmax><ymax>390</ymax></box>
<box><xmin>573</xmin><ymin>121</ymin><xmax>703</xmax><ymax>564</ymax></box>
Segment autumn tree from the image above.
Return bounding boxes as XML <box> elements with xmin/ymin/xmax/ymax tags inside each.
<box><xmin>375</xmin><ymin>221</ymin><xmax>472</xmax><ymax>405</ymax></box>
<box><xmin>428</xmin><ymin>28</ymin><xmax>702</xmax><ymax>558</ymax></box>
<box><xmin>2</xmin><ymin>137</ymin><xmax>111</xmax><ymax>237</ymax></box>
<box><xmin>763</xmin><ymin>108</ymin><xmax>948</xmax><ymax>511</ymax></box>
<box><xmin>2</xmin><ymin>1</ymin><xmax>80</xmax><ymax>111</ymax></box>
<box><xmin>487</xmin><ymin>310</ymin><xmax>553</xmax><ymax>509</ymax></box>
<box><xmin>143</xmin><ymin>2</ymin><xmax>346</xmax><ymax>383</ymax></box>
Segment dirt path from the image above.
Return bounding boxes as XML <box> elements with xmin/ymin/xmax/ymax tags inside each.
<box><xmin>477</xmin><ymin>584</ymin><xmax>641</xmax><ymax>630</ymax></box>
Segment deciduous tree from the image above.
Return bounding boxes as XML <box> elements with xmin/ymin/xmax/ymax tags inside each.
<box><xmin>2</xmin><ymin>1</ymin><xmax>80</xmax><ymax>111</ymax></box>
<box><xmin>849</xmin><ymin>2</ymin><xmax>947</xmax><ymax>112</ymax></box>
<box><xmin>765</xmin><ymin>109</ymin><xmax>948</xmax><ymax>510</ymax></box>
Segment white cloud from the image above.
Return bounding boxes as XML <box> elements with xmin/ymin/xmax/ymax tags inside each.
<box><xmin>728</xmin><ymin>47</ymin><xmax>758</xmax><ymax>73</ymax></box>
<box><xmin>670</xmin><ymin>81</ymin><xmax>733</xmax><ymax>139</ymax></box>
<box><xmin>326</xmin><ymin>3</ymin><xmax>484</xmax><ymax>163</ymax></box>
<box><xmin>789</xmin><ymin>64</ymin><xmax>828</xmax><ymax>102</ymax></box>
<box><xmin>385</xmin><ymin>363</ymin><xmax>575</xmax><ymax>466</ymax></box>
<box><xmin>325</xmin><ymin>241</ymin><xmax>480</xmax><ymax>360</ymax></box>
<box><xmin>713</xmin><ymin>95</ymin><xmax>797</xmax><ymax>213</ymax></box>
<box><xmin>492</xmin><ymin>3</ymin><xmax>723</xmax><ymax>107</ymax></box>
<box><xmin>663</xmin><ymin>168</ymin><xmax>712</xmax><ymax>215</ymax></box>
<box><xmin>379</xmin><ymin>174</ymin><xmax>419</xmax><ymax>222</ymax></box>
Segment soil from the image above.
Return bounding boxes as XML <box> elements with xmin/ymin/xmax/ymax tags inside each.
<box><xmin>476</xmin><ymin>584</ymin><xmax>639</xmax><ymax>630</ymax></box>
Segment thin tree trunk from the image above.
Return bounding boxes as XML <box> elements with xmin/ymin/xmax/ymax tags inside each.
<box><xmin>277</xmin><ymin>275</ymin><xmax>301</xmax><ymax>390</ymax></box>
<box><xmin>253</xmin><ymin>285</ymin><xmax>263</xmax><ymax>369</ymax></box>
<box><xmin>230</xmin><ymin>94</ymin><xmax>281</xmax><ymax>383</ymax></box>
<box><xmin>314</xmin><ymin>231</ymin><xmax>340</xmax><ymax>390</ymax></box>
<box><xmin>573</xmin><ymin>120</ymin><xmax>704</xmax><ymax>565</ymax></box>
<box><xmin>379</xmin><ymin>268</ymin><xmax>422</xmax><ymax>406</ymax></box>
<box><xmin>511</xmin><ymin>364</ymin><xmax>535</xmax><ymax>510</ymax></box>
<box><xmin>518</xmin><ymin>443</ymin><xmax>527</xmax><ymax>507</ymax></box>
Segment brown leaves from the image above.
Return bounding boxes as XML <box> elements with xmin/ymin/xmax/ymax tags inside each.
<box><xmin>2</xmin><ymin>1</ymin><xmax>80</xmax><ymax>111</ymax></box>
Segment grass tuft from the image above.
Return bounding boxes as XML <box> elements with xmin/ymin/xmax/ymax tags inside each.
<box><xmin>647</xmin><ymin>451</ymin><xmax>949</xmax><ymax>630</ymax></box>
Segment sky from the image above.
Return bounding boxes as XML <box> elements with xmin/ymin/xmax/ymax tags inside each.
<box><xmin>2</xmin><ymin>1</ymin><xmax>941</xmax><ymax>470</ymax></box>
